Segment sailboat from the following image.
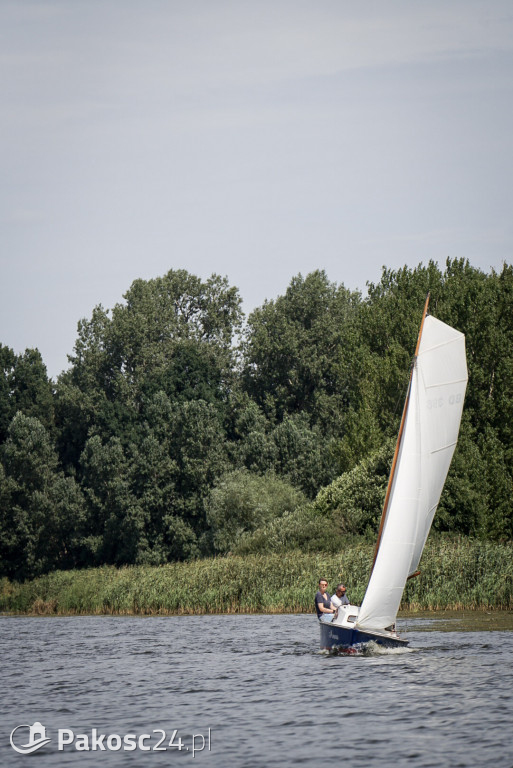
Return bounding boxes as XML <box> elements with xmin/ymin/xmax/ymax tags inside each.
<box><xmin>320</xmin><ymin>296</ymin><xmax>468</xmax><ymax>651</ymax></box>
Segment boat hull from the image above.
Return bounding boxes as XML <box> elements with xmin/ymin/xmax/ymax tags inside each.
<box><xmin>319</xmin><ymin>621</ymin><xmax>409</xmax><ymax>651</ymax></box>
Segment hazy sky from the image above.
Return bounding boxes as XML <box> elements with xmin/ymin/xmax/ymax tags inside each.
<box><xmin>1</xmin><ymin>1</ymin><xmax>513</xmax><ymax>379</ymax></box>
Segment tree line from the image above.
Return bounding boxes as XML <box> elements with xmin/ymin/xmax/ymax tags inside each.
<box><xmin>1</xmin><ymin>259</ymin><xmax>512</xmax><ymax>581</ymax></box>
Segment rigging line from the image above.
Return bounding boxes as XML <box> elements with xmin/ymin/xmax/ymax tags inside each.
<box><xmin>391</xmin><ymin>366</ymin><xmax>413</xmax><ymax>422</ymax></box>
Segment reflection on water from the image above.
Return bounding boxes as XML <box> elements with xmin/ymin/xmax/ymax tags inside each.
<box><xmin>1</xmin><ymin>613</ymin><xmax>512</xmax><ymax>767</ymax></box>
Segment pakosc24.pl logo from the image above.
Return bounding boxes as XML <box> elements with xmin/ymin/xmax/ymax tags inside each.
<box><xmin>10</xmin><ymin>722</ymin><xmax>51</xmax><ymax>754</ymax></box>
<box><xmin>10</xmin><ymin>723</ymin><xmax>211</xmax><ymax>756</ymax></box>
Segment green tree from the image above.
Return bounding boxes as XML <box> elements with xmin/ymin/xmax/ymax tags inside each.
<box><xmin>0</xmin><ymin>413</ymin><xmax>86</xmax><ymax>579</ymax></box>
<box><xmin>0</xmin><ymin>345</ymin><xmax>16</xmax><ymax>442</ymax></box>
<box><xmin>436</xmin><ymin>420</ymin><xmax>513</xmax><ymax>539</ymax></box>
<box><xmin>241</xmin><ymin>270</ymin><xmax>362</xmax><ymax>433</ymax></box>
<box><xmin>225</xmin><ymin>393</ymin><xmax>278</xmax><ymax>474</ymax></box>
<box><xmin>157</xmin><ymin>397</ymin><xmax>229</xmax><ymax>541</ymax></box>
<box><xmin>79</xmin><ymin>435</ymin><xmax>146</xmax><ymax>566</ymax></box>
<box><xmin>359</xmin><ymin>261</ymin><xmax>443</xmax><ymax>436</ymax></box>
<box><xmin>0</xmin><ymin>345</ymin><xmax>54</xmax><ymax>444</ymax></box>
<box><xmin>441</xmin><ymin>260</ymin><xmax>513</xmax><ymax>456</ymax></box>
<box><xmin>270</xmin><ymin>413</ymin><xmax>337</xmax><ymax>497</ymax></box>
<box><xmin>56</xmin><ymin>270</ymin><xmax>242</xmax><ymax>468</ymax></box>
<box><xmin>314</xmin><ymin>440</ymin><xmax>394</xmax><ymax>537</ymax></box>
<box><xmin>206</xmin><ymin>469</ymin><xmax>306</xmax><ymax>553</ymax></box>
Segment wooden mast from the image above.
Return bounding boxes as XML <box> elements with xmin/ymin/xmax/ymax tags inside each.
<box><xmin>370</xmin><ymin>292</ymin><xmax>430</xmax><ymax>572</ymax></box>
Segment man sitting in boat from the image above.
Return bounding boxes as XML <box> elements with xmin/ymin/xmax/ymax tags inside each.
<box><xmin>315</xmin><ymin>579</ymin><xmax>336</xmax><ymax>623</ymax></box>
<box><xmin>330</xmin><ymin>584</ymin><xmax>349</xmax><ymax>610</ymax></box>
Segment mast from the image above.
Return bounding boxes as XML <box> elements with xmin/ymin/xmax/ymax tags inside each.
<box><xmin>370</xmin><ymin>292</ymin><xmax>430</xmax><ymax>571</ymax></box>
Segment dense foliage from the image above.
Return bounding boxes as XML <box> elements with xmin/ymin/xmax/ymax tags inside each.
<box><xmin>2</xmin><ymin>537</ymin><xmax>512</xmax><ymax>614</ymax></box>
<box><xmin>1</xmin><ymin>260</ymin><xmax>513</xmax><ymax>580</ymax></box>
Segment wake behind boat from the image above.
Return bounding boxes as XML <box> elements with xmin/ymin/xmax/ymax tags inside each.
<box><xmin>320</xmin><ymin>296</ymin><xmax>468</xmax><ymax>652</ymax></box>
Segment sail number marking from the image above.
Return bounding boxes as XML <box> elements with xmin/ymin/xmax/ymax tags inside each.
<box><xmin>426</xmin><ymin>393</ymin><xmax>463</xmax><ymax>410</ymax></box>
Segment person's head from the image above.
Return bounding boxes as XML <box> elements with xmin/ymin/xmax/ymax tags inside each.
<box><xmin>318</xmin><ymin>578</ymin><xmax>328</xmax><ymax>592</ymax></box>
<box><xmin>335</xmin><ymin>584</ymin><xmax>347</xmax><ymax>597</ymax></box>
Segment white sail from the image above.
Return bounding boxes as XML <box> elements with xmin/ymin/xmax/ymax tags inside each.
<box><xmin>356</xmin><ymin>315</ymin><xmax>467</xmax><ymax>632</ymax></box>
<box><xmin>409</xmin><ymin>316</ymin><xmax>468</xmax><ymax>575</ymax></box>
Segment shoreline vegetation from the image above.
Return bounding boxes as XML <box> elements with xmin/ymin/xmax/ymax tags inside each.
<box><xmin>2</xmin><ymin>263</ymin><xmax>513</xmax><ymax>587</ymax></box>
<box><xmin>1</xmin><ymin>537</ymin><xmax>512</xmax><ymax>616</ymax></box>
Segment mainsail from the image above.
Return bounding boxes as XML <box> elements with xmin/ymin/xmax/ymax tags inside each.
<box><xmin>356</xmin><ymin>312</ymin><xmax>468</xmax><ymax>632</ymax></box>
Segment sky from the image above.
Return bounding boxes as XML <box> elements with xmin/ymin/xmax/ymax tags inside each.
<box><xmin>1</xmin><ymin>0</ymin><xmax>513</xmax><ymax>379</ymax></box>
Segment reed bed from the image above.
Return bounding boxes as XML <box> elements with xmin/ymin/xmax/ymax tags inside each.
<box><xmin>1</xmin><ymin>537</ymin><xmax>512</xmax><ymax>615</ymax></box>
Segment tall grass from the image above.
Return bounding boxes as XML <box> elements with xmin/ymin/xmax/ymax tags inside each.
<box><xmin>1</xmin><ymin>536</ymin><xmax>512</xmax><ymax>615</ymax></box>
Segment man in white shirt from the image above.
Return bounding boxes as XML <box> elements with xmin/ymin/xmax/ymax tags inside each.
<box><xmin>331</xmin><ymin>584</ymin><xmax>350</xmax><ymax>609</ymax></box>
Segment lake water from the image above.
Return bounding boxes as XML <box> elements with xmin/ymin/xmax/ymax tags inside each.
<box><xmin>1</xmin><ymin>613</ymin><xmax>513</xmax><ymax>768</ymax></box>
